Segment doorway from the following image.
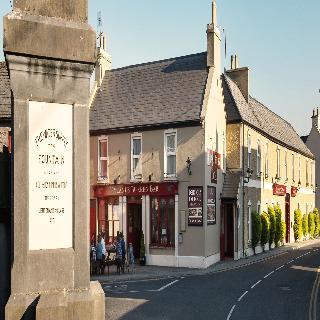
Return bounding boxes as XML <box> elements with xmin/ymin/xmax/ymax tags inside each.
<box><xmin>127</xmin><ymin>197</ymin><xmax>142</xmax><ymax>259</ymax></box>
<box><xmin>221</xmin><ymin>202</ymin><xmax>234</xmax><ymax>260</ymax></box>
<box><xmin>285</xmin><ymin>193</ymin><xmax>290</xmax><ymax>243</ymax></box>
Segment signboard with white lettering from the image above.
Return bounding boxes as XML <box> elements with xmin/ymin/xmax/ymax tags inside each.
<box><xmin>28</xmin><ymin>101</ymin><xmax>73</xmax><ymax>250</ymax></box>
<box><xmin>188</xmin><ymin>186</ymin><xmax>203</xmax><ymax>226</ymax></box>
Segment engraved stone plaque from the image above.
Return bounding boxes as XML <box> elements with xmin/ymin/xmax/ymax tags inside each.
<box><xmin>28</xmin><ymin>101</ymin><xmax>73</xmax><ymax>250</ymax></box>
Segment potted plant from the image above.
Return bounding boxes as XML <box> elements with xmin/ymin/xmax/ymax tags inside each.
<box><xmin>139</xmin><ymin>232</ymin><xmax>146</xmax><ymax>265</ymax></box>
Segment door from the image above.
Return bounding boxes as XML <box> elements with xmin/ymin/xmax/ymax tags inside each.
<box><xmin>127</xmin><ymin>201</ymin><xmax>142</xmax><ymax>259</ymax></box>
<box><xmin>220</xmin><ymin>202</ymin><xmax>234</xmax><ymax>260</ymax></box>
<box><xmin>220</xmin><ymin>203</ymin><xmax>225</xmax><ymax>260</ymax></box>
<box><xmin>285</xmin><ymin>193</ymin><xmax>290</xmax><ymax>243</ymax></box>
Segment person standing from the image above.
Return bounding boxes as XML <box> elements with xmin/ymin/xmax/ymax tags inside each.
<box><xmin>96</xmin><ymin>235</ymin><xmax>104</xmax><ymax>274</ymax></box>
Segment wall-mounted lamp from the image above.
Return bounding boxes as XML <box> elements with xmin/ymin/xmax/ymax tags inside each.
<box><xmin>274</xmin><ymin>174</ymin><xmax>281</xmax><ymax>183</ymax></box>
<box><xmin>113</xmin><ymin>175</ymin><xmax>120</xmax><ymax>185</ymax></box>
<box><xmin>297</xmin><ymin>179</ymin><xmax>302</xmax><ymax>191</ymax></box>
<box><xmin>314</xmin><ymin>184</ymin><xmax>318</xmax><ymax>194</ymax></box>
<box><xmin>149</xmin><ymin>173</ymin><xmax>153</xmax><ymax>182</ymax></box>
<box><xmin>118</xmin><ymin>150</ymin><xmax>121</xmax><ymax>161</ymax></box>
<box><xmin>186</xmin><ymin>157</ymin><xmax>192</xmax><ymax>175</ymax></box>
<box><xmin>244</xmin><ymin>168</ymin><xmax>253</xmax><ymax>183</ymax></box>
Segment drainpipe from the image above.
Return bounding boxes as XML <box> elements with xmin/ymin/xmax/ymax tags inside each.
<box><xmin>242</xmin><ymin>123</ymin><xmax>245</xmax><ymax>258</ymax></box>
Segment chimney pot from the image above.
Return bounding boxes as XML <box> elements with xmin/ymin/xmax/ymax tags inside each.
<box><xmin>234</xmin><ymin>54</ymin><xmax>239</xmax><ymax>69</ymax></box>
<box><xmin>231</xmin><ymin>55</ymin><xmax>234</xmax><ymax>70</ymax></box>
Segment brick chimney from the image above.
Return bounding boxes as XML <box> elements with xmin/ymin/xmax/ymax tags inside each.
<box><xmin>207</xmin><ymin>1</ymin><xmax>221</xmax><ymax>69</ymax></box>
<box><xmin>311</xmin><ymin>107</ymin><xmax>320</xmax><ymax>129</ymax></box>
<box><xmin>95</xmin><ymin>33</ymin><xmax>112</xmax><ymax>87</ymax></box>
<box><xmin>226</xmin><ymin>55</ymin><xmax>249</xmax><ymax>102</ymax></box>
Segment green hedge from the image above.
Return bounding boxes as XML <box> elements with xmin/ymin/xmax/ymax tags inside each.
<box><xmin>293</xmin><ymin>209</ymin><xmax>302</xmax><ymax>241</ymax></box>
<box><xmin>260</xmin><ymin>212</ymin><xmax>270</xmax><ymax>251</ymax></box>
<box><xmin>314</xmin><ymin>208</ymin><xmax>320</xmax><ymax>237</ymax></box>
<box><xmin>308</xmin><ymin>212</ymin><xmax>315</xmax><ymax>238</ymax></box>
<box><xmin>302</xmin><ymin>213</ymin><xmax>309</xmax><ymax>238</ymax></box>
<box><xmin>268</xmin><ymin>206</ymin><xmax>276</xmax><ymax>249</ymax></box>
<box><xmin>251</xmin><ymin>211</ymin><xmax>262</xmax><ymax>254</ymax></box>
<box><xmin>280</xmin><ymin>220</ymin><xmax>286</xmax><ymax>245</ymax></box>
<box><xmin>274</xmin><ymin>205</ymin><xmax>283</xmax><ymax>247</ymax></box>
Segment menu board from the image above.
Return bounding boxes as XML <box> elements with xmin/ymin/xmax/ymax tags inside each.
<box><xmin>188</xmin><ymin>186</ymin><xmax>203</xmax><ymax>226</ymax></box>
<box><xmin>207</xmin><ymin>186</ymin><xmax>216</xmax><ymax>225</ymax></box>
<box><xmin>28</xmin><ymin>101</ymin><xmax>73</xmax><ymax>250</ymax></box>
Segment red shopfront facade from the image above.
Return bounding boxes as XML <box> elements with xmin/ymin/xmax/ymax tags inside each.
<box><xmin>92</xmin><ymin>182</ymin><xmax>178</xmax><ymax>255</ymax></box>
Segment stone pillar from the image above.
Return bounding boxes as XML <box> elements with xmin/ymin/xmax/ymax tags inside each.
<box><xmin>3</xmin><ymin>1</ymin><xmax>105</xmax><ymax>319</ymax></box>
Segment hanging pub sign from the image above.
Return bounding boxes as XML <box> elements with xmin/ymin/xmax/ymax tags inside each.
<box><xmin>188</xmin><ymin>186</ymin><xmax>203</xmax><ymax>226</ymax></box>
<box><xmin>273</xmin><ymin>183</ymin><xmax>286</xmax><ymax>196</ymax></box>
<box><xmin>291</xmin><ymin>186</ymin><xmax>298</xmax><ymax>197</ymax></box>
<box><xmin>207</xmin><ymin>186</ymin><xmax>216</xmax><ymax>225</ymax></box>
<box><xmin>207</xmin><ymin>149</ymin><xmax>221</xmax><ymax>184</ymax></box>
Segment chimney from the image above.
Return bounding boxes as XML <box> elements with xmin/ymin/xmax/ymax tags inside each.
<box><xmin>207</xmin><ymin>1</ymin><xmax>221</xmax><ymax>68</ymax></box>
<box><xmin>312</xmin><ymin>107</ymin><xmax>320</xmax><ymax>129</ymax></box>
<box><xmin>95</xmin><ymin>33</ymin><xmax>112</xmax><ymax>87</ymax></box>
<box><xmin>226</xmin><ymin>56</ymin><xmax>249</xmax><ymax>102</ymax></box>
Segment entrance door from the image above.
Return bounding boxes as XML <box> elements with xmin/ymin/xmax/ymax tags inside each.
<box><xmin>90</xmin><ymin>199</ymin><xmax>97</xmax><ymax>244</ymax></box>
<box><xmin>127</xmin><ymin>200</ymin><xmax>142</xmax><ymax>259</ymax></box>
<box><xmin>221</xmin><ymin>202</ymin><xmax>234</xmax><ymax>259</ymax></box>
<box><xmin>285</xmin><ymin>193</ymin><xmax>290</xmax><ymax>243</ymax></box>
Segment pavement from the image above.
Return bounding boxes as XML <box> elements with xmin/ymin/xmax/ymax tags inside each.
<box><xmin>91</xmin><ymin>238</ymin><xmax>320</xmax><ymax>284</ymax></box>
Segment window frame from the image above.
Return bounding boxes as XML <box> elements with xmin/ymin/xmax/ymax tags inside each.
<box><xmin>292</xmin><ymin>153</ymin><xmax>295</xmax><ymax>182</ymax></box>
<box><xmin>284</xmin><ymin>150</ymin><xmax>288</xmax><ymax>181</ymax></box>
<box><xmin>164</xmin><ymin>129</ymin><xmax>177</xmax><ymax>179</ymax></box>
<box><xmin>130</xmin><ymin>133</ymin><xmax>142</xmax><ymax>181</ymax></box>
<box><xmin>257</xmin><ymin>139</ymin><xmax>261</xmax><ymax>177</ymax></box>
<box><xmin>265</xmin><ymin>142</ymin><xmax>269</xmax><ymax>178</ymax></box>
<box><xmin>298</xmin><ymin>156</ymin><xmax>301</xmax><ymax>183</ymax></box>
<box><xmin>247</xmin><ymin>132</ymin><xmax>252</xmax><ymax>170</ymax></box>
<box><xmin>276</xmin><ymin>146</ymin><xmax>281</xmax><ymax>179</ymax></box>
<box><xmin>98</xmin><ymin>136</ymin><xmax>109</xmax><ymax>182</ymax></box>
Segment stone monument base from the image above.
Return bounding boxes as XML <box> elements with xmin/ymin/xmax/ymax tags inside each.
<box><xmin>6</xmin><ymin>281</ymin><xmax>105</xmax><ymax>320</ymax></box>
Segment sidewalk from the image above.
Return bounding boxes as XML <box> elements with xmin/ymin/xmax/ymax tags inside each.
<box><xmin>92</xmin><ymin>238</ymin><xmax>320</xmax><ymax>283</ymax></box>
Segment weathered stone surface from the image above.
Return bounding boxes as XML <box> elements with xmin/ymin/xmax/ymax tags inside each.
<box><xmin>4</xmin><ymin>13</ymin><xmax>96</xmax><ymax>63</ymax></box>
<box><xmin>13</xmin><ymin>0</ymin><xmax>88</xmax><ymax>22</ymax></box>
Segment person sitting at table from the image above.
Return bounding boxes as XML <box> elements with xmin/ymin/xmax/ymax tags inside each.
<box><xmin>96</xmin><ymin>235</ymin><xmax>105</xmax><ymax>275</ymax></box>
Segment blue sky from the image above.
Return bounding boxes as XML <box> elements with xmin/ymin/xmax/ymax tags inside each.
<box><xmin>1</xmin><ymin>1</ymin><xmax>319</xmax><ymax>135</ymax></box>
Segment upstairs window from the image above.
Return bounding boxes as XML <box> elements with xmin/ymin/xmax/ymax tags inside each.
<box><xmin>276</xmin><ymin>147</ymin><xmax>281</xmax><ymax>179</ymax></box>
<box><xmin>257</xmin><ymin>140</ymin><xmax>261</xmax><ymax>176</ymax></box>
<box><xmin>299</xmin><ymin>156</ymin><xmax>301</xmax><ymax>183</ymax></box>
<box><xmin>131</xmin><ymin>134</ymin><xmax>142</xmax><ymax>180</ymax></box>
<box><xmin>285</xmin><ymin>150</ymin><xmax>288</xmax><ymax>181</ymax></box>
<box><xmin>306</xmin><ymin>159</ymin><xmax>309</xmax><ymax>186</ymax></box>
<box><xmin>292</xmin><ymin>154</ymin><xmax>295</xmax><ymax>182</ymax></box>
<box><xmin>265</xmin><ymin>142</ymin><xmax>269</xmax><ymax>177</ymax></box>
<box><xmin>247</xmin><ymin>132</ymin><xmax>251</xmax><ymax>170</ymax></box>
<box><xmin>164</xmin><ymin>130</ymin><xmax>177</xmax><ymax>178</ymax></box>
<box><xmin>98</xmin><ymin>136</ymin><xmax>108</xmax><ymax>181</ymax></box>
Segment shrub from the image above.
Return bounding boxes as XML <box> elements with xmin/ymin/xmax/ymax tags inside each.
<box><xmin>251</xmin><ymin>211</ymin><xmax>262</xmax><ymax>254</ymax></box>
<box><xmin>293</xmin><ymin>209</ymin><xmax>302</xmax><ymax>241</ymax></box>
<box><xmin>302</xmin><ymin>213</ymin><xmax>309</xmax><ymax>238</ymax></box>
<box><xmin>268</xmin><ymin>206</ymin><xmax>276</xmax><ymax>249</ymax></box>
<box><xmin>274</xmin><ymin>205</ymin><xmax>283</xmax><ymax>247</ymax></box>
<box><xmin>313</xmin><ymin>208</ymin><xmax>319</xmax><ymax>237</ymax></box>
<box><xmin>260</xmin><ymin>212</ymin><xmax>270</xmax><ymax>251</ymax></box>
<box><xmin>280</xmin><ymin>220</ymin><xmax>286</xmax><ymax>245</ymax></box>
<box><xmin>309</xmin><ymin>212</ymin><xmax>315</xmax><ymax>238</ymax></box>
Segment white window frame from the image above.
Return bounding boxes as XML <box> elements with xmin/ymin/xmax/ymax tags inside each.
<box><xmin>131</xmin><ymin>133</ymin><xmax>142</xmax><ymax>181</ymax></box>
<box><xmin>257</xmin><ymin>139</ymin><xmax>261</xmax><ymax>176</ymax></box>
<box><xmin>298</xmin><ymin>156</ymin><xmax>301</xmax><ymax>183</ymax></box>
<box><xmin>284</xmin><ymin>150</ymin><xmax>288</xmax><ymax>181</ymax></box>
<box><xmin>265</xmin><ymin>142</ymin><xmax>269</xmax><ymax>178</ymax></box>
<box><xmin>306</xmin><ymin>159</ymin><xmax>309</xmax><ymax>186</ymax></box>
<box><xmin>248</xmin><ymin>200</ymin><xmax>252</xmax><ymax>242</ymax></box>
<box><xmin>247</xmin><ymin>131</ymin><xmax>251</xmax><ymax>169</ymax></box>
<box><xmin>292</xmin><ymin>153</ymin><xmax>295</xmax><ymax>182</ymax></box>
<box><xmin>164</xmin><ymin>129</ymin><xmax>177</xmax><ymax>179</ymax></box>
<box><xmin>276</xmin><ymin>146</ymin><xmax>281</xmax><ymax>179</ymax></box>
<box><xmin>98</xmin><ymin>136</ymin><xmax>109</xmax><ymax>182</ymax></box>
<box><xmin>311</xmin><ymin>160</ymin><xmax>314</xmax><ymax>186</ymax></box>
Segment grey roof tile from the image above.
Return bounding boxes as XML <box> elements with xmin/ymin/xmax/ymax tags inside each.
<box><xmin>222</xmin><ymin>74</ymin><xmax>313</xmax><ymax>158</ymax></box>
<box><xmin>90</xmin><ymin>52</ymin><xmax>208</xmax><ymax>132</ymax></box>
<box><xmin>0</xmin><ymin>62</ymin><xmax>11</xmax><ymax>120</ymax></box>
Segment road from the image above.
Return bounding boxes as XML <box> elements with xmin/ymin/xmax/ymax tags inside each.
<box><xmin>103</xmin><ymin>243</ymin><xmax>320</xmax><ymax>320</ymax></box>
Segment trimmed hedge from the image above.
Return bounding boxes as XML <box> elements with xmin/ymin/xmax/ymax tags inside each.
<box><xmin>260</xmin><ymin>212</ymin><xmax>270</xmax><ymax>251</ymax></box>
<box><xmin>274</xmin><ymin>205</ymin><xmax>283</xmax><ymax>247</ymax></box>
<box><xmin>268</xmin><ymin>206</ymin><xmax>276</xmax><ymax>249</ymax></box>
<box><xmin>293</xmin><ymin>209</ymin><xmax>302</xmax><ymax>241</ymax></box>
<box><xmin>251</xmin><ymin>211</ymin><xmax>262</xmax><ymax>254</ymax></box>
<box><xmin>302</xmin><ymin>213</ymin><xmax>309</xmax><ymax>238</ymax></box>
<box><xmin>308</xmin><ymin>212</ymin><xmax>315</xmax><ymax>238</ymax></box>
<box><xmin>280</xmin><ymin>220</ymin><xmax>286</xmax><ymax>245</ymax></box>
<box><xmin>314</xmin><ymin>208</ymin><xmax>320</xmax><ymax>237</ymax></box>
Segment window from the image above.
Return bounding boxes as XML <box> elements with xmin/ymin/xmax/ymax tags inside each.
<box><xmin>311</xmin><ymin>161</ymin><xmax>314</xmax><ymax>186</ymax></box>
<box><xmin>265</xmin><ymin>142</ymin><xmax>269</xmax><ymax>177</ymax></box>
<box><xmin>131</xmin><ymin>133</ymin><xmax>142</xmax><ymax>180</ymax></box>
<box><xmin>98</xmin><ymin>136</ymin><xmax>108</xmax><ymax>181</ymax></box>
<box><xmin>298</xmin><ymin>156</ymin><xmax>301</xmax><ymax>183</ymax></box>
<box><xmin>248</xmin><ymin>201</ymin><xmax>252</xmax><ymax>241</ymax></box>
<box><xmin>306</xmin><ymin>159</ymin><xmax>309</xmax><ymax>186</ymax></box>
<box><xmin>105</xmin><ymin>198</ymin><xmax>120</xmax><ymax>244</ymax></box>
<box><xmin>247</xmin><ymin>132</ymin><xmax>251</xmax><ymax>169</ymax></box>
<box><xmin>276</xmin><ymin>147</ymin><xmax>280</xmax><ymax>179</ymax></box>
<box><xmin>257</xmin><ymin>140</ymin><xmax>261</xmax><ymax>176</ymax></box>
<box><xmin>164</xmin><ymin>130</ymin><xmax>177</xmax><ymax>178</ymax></box>
<box><xmin>150</xmin><ymin>197</ymin><xmax>175</xmax><ymax>246</ymax></box>
<box><xmin>285</xmin><ymin>150</ymin><xmax>288</xmax><ymax>181</ymax></box>
<box><xmin>292</xmin><ymin>154</ymin><xmax>295</xmax><ymax>182</ymax></box>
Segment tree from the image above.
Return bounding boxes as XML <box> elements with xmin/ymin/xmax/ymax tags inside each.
<box><xmin>251</xmin><ymin>211</ymin><xmax>262</xmax><ymax>254</ymax></box>
<box><xmin>260</xmin><ymin>211</ymin><xmax>270</xmax><ymax>251</ymax></box>
<box><xmin>302</xmin><ymin>213</ymin><xmax>309</xmax><ymax>238</ymax></box>
<box><xmin>280</xmin><ymin>220</ymin><xmax>286</xmax><ymax>245</ymax></box>
<box><xmin>293</xmin><ymin>209</ymin><xmax>302</xmax><ymax>241</ymax></box>
<box><xmin>268</xmin><ymin>206</ymin><xmax>276</xmax><ymax>249</ymax></box>
<box><xmin>274</xmin><ymin>205</ymin><xmax>283</xmax><ymax>247</ymax></box>
<box><xmin>308</xmin><ymin>212</ymin><xmax>315</xmax><ymax>238</ymax></box>
<box><xmin>313</xmin><ymin>208</ymin><xmax>319</xmax><ymax>237</ymax></box>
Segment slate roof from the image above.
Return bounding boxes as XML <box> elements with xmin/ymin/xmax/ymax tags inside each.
<box><xmin>223</xmin><ymin>74</ymin><xmax>314</xmax><ymax>159</ymax></box>
<box><xmin>221</xmin><ymin>171</ymin><xmax>241</xmax><ymax>199</ymax></box>
<box><xmin>90</xmin><ymin>52</ymin><xmax>208</xmax><ymax>132</ymax></box>
<box><xmin>0</xmin><ymin>62</ymin><xmax>11</xmax><ymax>120</ymax></box>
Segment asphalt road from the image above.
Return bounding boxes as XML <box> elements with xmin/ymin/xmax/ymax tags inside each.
<box><xmin>103</xmin><ymin>243</ymin><xmax>320</xmax><ymax>320</ymax></box>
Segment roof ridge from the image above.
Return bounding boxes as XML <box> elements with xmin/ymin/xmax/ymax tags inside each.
<box><xmin>108</xmin><ymin>52</ymin><xmax>207</xmax><ymax>73</ymax></box>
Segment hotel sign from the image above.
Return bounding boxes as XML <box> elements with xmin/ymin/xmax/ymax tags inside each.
<box><xmin>28</xmin><ymin>101</ymin><xmax>73</xmax><ymax>250</ymax></box>
<box><xmin>273</xmin><ymin>183</ymin><xmax>286</xmax><ymax>196</ymax></box>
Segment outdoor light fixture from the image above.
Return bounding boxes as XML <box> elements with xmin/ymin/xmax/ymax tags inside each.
<box><xmin>113</xmin><ymin>175</ymin><xmax>121</xmax><ymax>185</ymax></box>
<box><xmin>274</xmin><ymin>174</ymin><xmax>281</xmax><ymax>182</ymax></box>
<box><xmin>314</xmin><ymin>184</ymin><xmax>318</xmax><ymax>194</ymax></box>
<box><xmin>297</xmin><ymin>180</ymin><xmax>302</xmax><ymax>191</ymax></box>
<box><xmin>244</xmin><ymin>168</ymin><xmax>253</xmax><ymax>183</ymax></box>
<box><xmin>186</xmin><ymin>157</ymin><xmax>192</xmax><ymax>175</ymax></box>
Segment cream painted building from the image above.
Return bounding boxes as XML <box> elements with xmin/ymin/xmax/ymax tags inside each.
<box><xmin>221</xmin><ymin>63</ymin><xmax>315</xmax><ymax>259</ymax></box>
<box><xmin>89</xmin><ymin>3</ymin><xmax>227</xmax><ymax>268</ymax></box>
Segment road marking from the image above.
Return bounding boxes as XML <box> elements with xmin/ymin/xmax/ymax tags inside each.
<box><xmin>288</xmin><ymin>259</ymin><xmax>295</xmax><ymax>264</ymax></box>
<box><xmin>251</xmin><ymin>280</ymin><xmax>262</xmax><ymax>289</ymax></box>
<box><xmin>129</xmin><ymin>290</ymin><xmax>139</xmax><ymax>293</ymax></box>
<box><xmin>227</xmin><ymin>305</ymin><xmax>236</xmax><ymax>320</ymax></box>
<box><xmin>276</xmin><ymin>265</ymin><xmax>285</xmax><ymax>271</ymax></box>
<box><xmin>264</xmin><ymin>271</ymin><xmax>274</xmax><ymax>279</ymax></box>
<box><xmin>237</xmin><ymin>291</ymin><xmax>248</xmax><ymax>302</ymax></box>
<box><xmin>148</xmin><ymin>279</ymin><xmax>179</xmax><ymax>292</ymax></box>
<box><xmin>309</xmin><ymin>267</ymin><xmax>320</xmax><ymax>320</ymax></box>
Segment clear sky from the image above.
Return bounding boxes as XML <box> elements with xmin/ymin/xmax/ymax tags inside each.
<box><xmin>0</xmin><ymin>1</ymin><xmax>319</xmax><ymax>136</ymax></box>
